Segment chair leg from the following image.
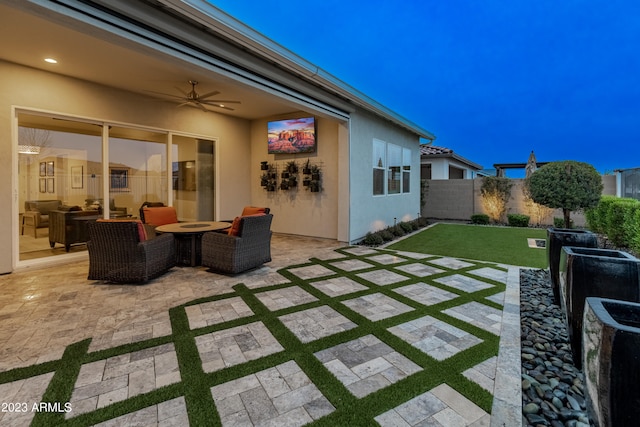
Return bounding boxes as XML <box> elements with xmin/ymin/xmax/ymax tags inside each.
<box><xmin>21</xmin><ymin>215</ymin><xmax>25</xmax><ymax>235</ymax></box>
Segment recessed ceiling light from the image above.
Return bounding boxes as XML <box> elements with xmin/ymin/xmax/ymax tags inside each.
<box><xmin>44</xmin><ymin>58</ymin><xmax>58</xmax><ymax>64</ymax></box>
<box><xmin>219</xmin><ymin>104</ymin><xmax>225</xmax><ymax>108</ymax></box>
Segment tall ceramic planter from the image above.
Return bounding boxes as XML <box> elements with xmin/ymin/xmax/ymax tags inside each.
<box><xmin>559</xmin><ymin>247</ymin><xmax>640</xmax><ymax>369</ymax></box>
<box><xmin>547</xmin><ymin>228</ymin><xmax>597</xmax><ymax>305</ymax></box>
<box><xmin>583</xmin><ymin>297</ymin><xmax>640</xmax><ymax>427</ymax></box>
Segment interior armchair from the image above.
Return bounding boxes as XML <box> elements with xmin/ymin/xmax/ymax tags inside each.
<box><xmin>22</xmin><ymin>199</ymin><xmax>62</xmax><ymax>238</ymax></box>
<box><xmin>87</xmin><ymin>220</ymin><xmax>176</xmax><ymax>283</ymax></box>
<box><xmin>201</xmin><ymin>213</ymin><xmax>273</xmax><ymax>274</ymax></box>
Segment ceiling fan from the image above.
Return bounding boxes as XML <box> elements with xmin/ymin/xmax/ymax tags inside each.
<box><xmin>147</xmin><ymin>80</ymin><xmax>240</xmax><ymax>112</ymax></box>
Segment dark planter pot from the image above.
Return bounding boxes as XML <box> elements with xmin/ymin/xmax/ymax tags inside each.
<box><xmin>311</xmin><ymin>172</ymin><xmax>320</xmax><ymax>180</ymax></box>
<box><xmin>303</xmin><ymin>179</ymin><xmax>311</xmax><ymax>187</ymax></box>
<box><xmin>559</xmin><ymin>247</ymin><xmax>640</xmax><ymax>369</ymax></box>
<box><xmin>547</xmin><ymin>228</ymin><xmax>598</xmax><ymax>305</ymax></box>
<box><xmin>303</xmin><ymin>167</ymin><xmax>311</xmax><ymax>175</ymax></box>
<box><xmin>281</xmin><ymin>171</ymin><xmax>290</xmax><ymax>179</ymax></box>
<box><xmin>260</xmin><ymin>161</ymin><xmax>268</xmax><ymax>170</ymax></box>
<box><xmin>583</xmin><ymin>297</ymin><xmax>640</xmax><ymax>427</ymax></box>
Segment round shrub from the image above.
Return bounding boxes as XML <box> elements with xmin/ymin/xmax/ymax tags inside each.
<box><xmin>399</xmin><ymin>222</ymin><xmax>413</xmax><ymax>233</ymax></box>
<box><xmin>471</xmin><ymin>214</ymin><xmax>490</xmax><ymax>225</ymax></box>
<box><xmin>507</xmin><ymin>213</ymin><xmax>530</xmax><ymax>227</ymax></box>
<box><xmin>390</xmin><ymin>225</ymin><xmax>405</xmax><ymax>237</ymax></box>
<box><xmin>362</xmin><ymin>232</ymin><xmax>384</xmax><ymax>246</ymax></box>
<box><xmin>379</xmin><ymin>229</ymin><xmax>394</xmax><ymax>241</ymax></box>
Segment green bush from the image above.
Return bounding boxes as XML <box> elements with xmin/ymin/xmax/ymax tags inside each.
<box><xmin>362</xmin><ymin>232</ymin><xmax>384</xmax><ymax>246</ymax></box>
<box><xmin>623</xmin><ymin>203</ymin><xmax>640</xmax><ymax>251</ymax></box>
<box><xmin>399</xmin><ymin>222</ymin><xmax>413</xmax><ymax>233</ymax></box>
<box><xmin>507</xmin><ymin>213</ymin><xmax>530</xmax><ymax>227</ymax></box>
<box><xmin>390</xmin><ymin>225</ymin><xmax>406</xmax><ymax>237</ymax></box>
<box><xmin>553</xmin><ymin>217</ymin><xmax>573</xmax><ymax>228</ymax></box>
<box><xmin>605</xmin><ymin>197</ymin><xmax>639</xmax><ymax>246</ymax></box>
<box><xmin>589</xmin><ymin>195</ymin><xmax>617</xmax><ymax>233</ymax></box>
<box><xmin>414</xmin><ymin>217</ymin><xmax>429</xmax><ymax>228</ymax></box>
<box><xmin>379</xmin><ymin>229</ymin><xmax>395</xmax><ymax>241</ymax></box>
<box><xmin>471</xmin><ymin>214</ymin><xmax>490</xmax><ymax>225</ymax></box>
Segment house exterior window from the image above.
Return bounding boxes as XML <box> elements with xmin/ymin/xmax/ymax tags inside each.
<box><xmin>373</xmin><ymin>139</ymin><xmax>386</xmax><ymax>195</ymax></box>
<box><xmin>402</xmin><ymin>148</ymin><xmax>411</xmax><ymax>193</ymax></box>
<box><xmin>373</xmin><ymin>139</ymin><xmax>412</xmax><ymax>196</ymax></box>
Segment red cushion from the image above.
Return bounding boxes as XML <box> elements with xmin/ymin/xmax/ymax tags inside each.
<box><xmin>97</xmin><ymin>219</ymin><xmax>147</xmax><ymax>241</ymax></box>
<box><xmin>143</xmin><ymin>207</ymin><xmax>178</xmax><ymax>226</ymax></box>
<box><xmin>241</xmin><ymin>206</ymin><xmax>268</xmax><ymax>216</ymax></box>
<box><xmin>227</xmin><ymin>213</ymin><xmax>265</xmax><ymax>236</ymax></box>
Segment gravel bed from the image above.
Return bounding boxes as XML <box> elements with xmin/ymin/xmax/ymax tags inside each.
<box><xmin>520</xmin><ymin>269</ymin><xmax>593</xmax><ymax>427</ymax></box>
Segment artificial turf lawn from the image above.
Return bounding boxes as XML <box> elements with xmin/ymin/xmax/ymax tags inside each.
<box><xmin>1</xmin><ymin>246</ymin><xmax>505</xmax><ymax>426</ymax></box>
<box><xmin>388</xmin><ymin>223</ymin><xmax>548</xmax><ymax>268</ymax></box>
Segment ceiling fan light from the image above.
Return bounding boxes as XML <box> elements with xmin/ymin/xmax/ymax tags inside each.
<box><xmin>18</xmin><ymin>145</ymin><xmax>41</xmax><ymax>154</ymax></box>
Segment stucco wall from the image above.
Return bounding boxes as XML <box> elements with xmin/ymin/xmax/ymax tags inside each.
<box><xmin>422</xmin><ymin>175</ymin><xmax>617</xmax><ymax>227</ymax></box>
<box><xmin>1</xmin><ymin>61</ymin><xmax>252</xmax><ymax>272</ymax></box>
<box><xmin>249</xmin><ymin>114</ymin><xmax>341</xmax><ymax>240</ymax></box>
<box><xmin>349</xmin><ymin>109</ymin><xmax>422</xmax><ymax>242</ymax></box>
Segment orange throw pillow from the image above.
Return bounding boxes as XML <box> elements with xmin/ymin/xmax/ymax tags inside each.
<box><xmin>97</xmin><ymin>219</ymin><xmax>147</xmax><ymax>241</ymax></box>
<box><xmin>143</xmin><ymin>207</ymin><xmax>178</xmax><ymax>226</ymax></box>
<box><xmin>227</xmin><ymin>216</ymin><xmax>242</xmax><ymax>236</ymax></box>
<box><xmin>241</xmin><ymin>206</ymin><xmax>267</xmax><ymax>216</ymax></box>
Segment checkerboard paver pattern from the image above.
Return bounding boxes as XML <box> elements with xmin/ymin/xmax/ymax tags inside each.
<box><xmin>68</xmin><ymin>343</ymin><xmax>180</xmax><ymax>417</ymax></box>
<box><xmin>395</xmin><ymin>262</ymin><xmax>445</xmax><ymax>277</ymax></box>
<box><xmin>0</xmin><ymin>240</ymin><xmax>521</xmax><ymax>427</ymax></box>
<box><xmin>0</xmin><ymin>373</ymin><xmax>54</xmax><ymax>426</ymax></box>
<box><xmin>356</xmin><ymin>269</ymin><xmax>410</xmax><ymax>286</ymax></box>
<box><xmin>255</xmin><ymin>286</ymin><xmax>318</xmax><ymax>311</ymax></box>
<box><xmin>185</xmin><ymin>296</ymin><xmax>254</xmax><ymax>329</ymax></box>
<box><xmin>195</xmin><ymin>321</ymin><xmax>284</xmax><ymax>373</ymax></box>
<box><xmin>393</xmin><ymin>282</ymin><xmax>459</xmax><ymax>306</ymax></box>
<box><xmin>329</xmin><ymin>258</ymin><xmax>375</xmax><ymax>271</ymax></box>
<box><xmin>374</xmin><ymin>383</ymin><xmax>489</xmax><ymax>426</ymax></box>
<box><xmin>341</xmin><ymin>293</ymin><xmax>414</xmax><ymax>321</ymax></box>
<box><xmin>309</xmin><ymin>276</ymin><xmax>369</xmax><ymax>297</ymax></box>
<box><xmin>314</xmin><ymin>335</ymin><xmax>422</xmax><ymax>398</ymax></box>
<box><xmin>434</xmin><ymin>274</ymin><xmax>496</xmax><ymax>293</ymax></box>
<box><xmin>279</xmin><ymin>305</ymin><xmax>357</xmax><ymax>343</ymax></box>
<box><xmin>288</xmin><ymin>264</ymin><xmax>335</xmax><ymax>280</ymax></box>
<box><xmin>92</xmin><ymin>396</ymin><xmax>188</xmax><ymax>427</ymax></box>
<box><xmin>211</xmin><ymin>360</ymin><xmax>335</xmax><ymax>426</ymax></box>
<box><xmin>443</xmin><ymin>302</ymin><xmax>503</xmax><ymax>336</ymax></box>
<box><xmin>388</xmin><ymin>315</ymin><xmax>483</xmax><ymax>361</ymax></box>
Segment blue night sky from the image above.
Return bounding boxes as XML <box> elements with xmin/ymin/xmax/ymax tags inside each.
<box><xmin>210</xmin><ymin>0</ymin><xmax>640</xmax><ymax>176</ymax></box>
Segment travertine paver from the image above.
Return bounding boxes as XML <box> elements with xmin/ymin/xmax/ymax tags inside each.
<box><xmin>486</xmin><ymin>291</ymin><xmax>505</xmax><ymax>306</ymax></box>
<box><xmin>255</xmin><ymin>286</ymin><xmax>318</xmax><ymax>311</ymax></box>
<box><xmin>309</xmin><ymin>276</ymin><xmax>369</xmax><ymax>297</ymax></box>
<box><xmin>342</xmin><ymin>293</ymin><xmax>414</xmax><ymax>321</ymax></box>
<box><xmin>329</xmin><ymin>258</ymin><xmax>375</xmax><ymax>272</ymax></box>
<box><xmin>391</xmin><ymin>250</ymin><xmax>433</xmax><ymax>259</ymax></box>
<box><xmin>395</xmin><ymin>262</ymin><xmax>445</xmax><ymax>277</ymax></box>
<box><xmin>356</xmin><ymin>269</ymin><xmax>410</xmax><ymax>286</ymax></box>
<box><xmin>89</xmin><ymin>311</ymin><xmax>172</xmax><ymax>352</ymax></box>
<box><xmin>434</xmin><ymin>274</ymin><xmax>495</xmax><ymax>293</ymax></box>
<box><xmin>342</xmin><ymin>246</ymin><xmax>379</xmax><ymax>256</ymax></box>
<box><xmin>92</xmin><ymin>396</ymin><xmax>188</xmax><ymax>427</ymax></box>
<box><xmin>393</xmin><ymin>282</ymin><xmax>458</xmax><ymax>306</ymax></box>
<box><xmin>288</xmin><ymin>264</ymin><xmax>336</xmax><ymax>280</ymax></box>
<box><xmin>315</xmin><ymin>334</ymin><xmax>422</xmax><ymax>398</ymax></box>
<box><xmin>243</xmin><ymin>272</ymin><xmax>290</xmax><ymax>289</ymax></box>
<box><xmin>468</xmin><ymin>267</ymin><xmax>508</xmax><ymax>283</ymax></box>
<box><xmin>279</xmin><ymin>305</ymin><xmax>357</xmax><ymax>343</ymax></box>
<box><xmin>0</xmin><ymin>373</ymin><xmax>54</xmax><ymax>426</ymax></box>
<box><xmin>211</xmin><ymin>360</ymin><xmax>335</xmax><ymax>426</ymax></box>
<box><xmin>388</xmin><ymin>315</ymin><xmax>483</xmax><ymax>361</ymax></box>
<box><xmin>195</xmin><ymin>321</ymin><xmax>284</xmax><ymax>373</ymax></box>
<box><xmin>428</xmin><ymin>257</ymin><xmax>475</xmax><ymax>270</ymax></box>
<box><xmin>374</xmin><ymin>383</ymin><xmax>489</xmax><ymax>426</ymax></box>
<box><xmin>185</xmin><ymin>296</ymin><xmax>254</xmax><ymax>329</ymax></box>
<box><xmin>463</xmin><ymin>356</ymin><xmax>498</xmax><ymax>393</ymax></box>
<box><xmin>366</xmin><ymin>253</ymin><xmax>406</xmax><ymax>265</ymax></box>
<box><xmin>443</xmin><ymin>302</ymin><xmax>503</xmax><ymax>336</ymax></box>
<box><xmin>68</xmin><ymin>344</ymin><xmax>180</xmax><ymax>417</ymax></box>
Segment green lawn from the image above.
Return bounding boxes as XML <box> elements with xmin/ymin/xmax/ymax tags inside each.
<box><xmin>388</xmin><ymin>223</ymin><xmax>548</xmax><ymax>268</ymax></box>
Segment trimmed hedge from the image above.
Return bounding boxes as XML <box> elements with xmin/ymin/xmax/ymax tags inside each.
<box><xmin>586</xmin><ymin>195</ymin><xmax>640</xmax><ymax>251</ymax></box>
<box><xmin>507</xmin><ymin>213</ymin><xmax>530</xmax><ymax>227</ymax></box>
<box><xmin>360</xmin><ymin>218</ymin><xmax>430</xmax><ymax>246</ymax></box>
<box><xmin>471</xmin><ymin>214</ymin><xmax>490</xmax><ymax>225</ymax></box>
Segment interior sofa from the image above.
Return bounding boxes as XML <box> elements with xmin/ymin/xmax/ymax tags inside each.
<box><xmin>22</xmin><ymin>199</ymin><xmax>62</xmax><ymax>238</ymax></box>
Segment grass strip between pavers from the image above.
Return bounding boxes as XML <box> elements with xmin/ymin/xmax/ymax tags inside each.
<box><xmin>0</xmin><ymin>245</ymin><xmax>507</xmax><ymax>426</ymax></box>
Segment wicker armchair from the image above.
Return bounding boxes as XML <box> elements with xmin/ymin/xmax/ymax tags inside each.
<box><xmin>201</xmin><ymin>214</ymin><xmax>273</xmax><ymax>274</ymax></box>
<box><xmin>87</xmin><ymin>221</ymin><xmax>176</xmax><ymax>283</ymax></box>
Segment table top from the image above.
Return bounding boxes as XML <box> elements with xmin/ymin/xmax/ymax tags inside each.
<box><xmin>155</xmin><ymin>221</ymin><xmax>231</xmax><ymax>234</ymax></box>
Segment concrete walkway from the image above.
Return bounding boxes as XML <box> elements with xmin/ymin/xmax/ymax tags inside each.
<box><xmin>0</xmin><ymin>232</ymin><xmax>521</xmax><ymax>426</ymax></box>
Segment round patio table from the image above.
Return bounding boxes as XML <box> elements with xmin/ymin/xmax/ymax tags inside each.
<box><xmin>156</xmin><ymin>221</ymin><xmax>231</xmax><ymax>266</ymax></box>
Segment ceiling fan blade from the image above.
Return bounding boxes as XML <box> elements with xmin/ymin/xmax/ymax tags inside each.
<box><xmin>144</xmin><ymin>90</ymin><xmax>185</xmax><ymax>100</ymax></box>
<box><xmin>173</xmin><ymin>86</ymin><xmax>190</xmax><ymax>97</ymax></box>
<box><xmin>199</xmin><ymin>100</ymin><xmax>241</xmax><ymax>105</ymax></box>
<box><xmin>198</xmin><ymin>90</ymin><xmax>221</xmax><ymax>99</ymax></box>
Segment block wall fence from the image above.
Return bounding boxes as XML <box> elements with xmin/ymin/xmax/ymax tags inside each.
<box><xmin>421</xmin><ymin>176</ymin><xmax>616</xmax><ymax>227</ymax></box>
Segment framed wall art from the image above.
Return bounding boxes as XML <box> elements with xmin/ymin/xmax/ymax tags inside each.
<box><xmin>46</xmin><ymin>161</ymin><xmax>55</xmax><ymax>176</ymax></box>
<box><xmin>47</xmin><ymin>178</ymin><xmax>55</xmax><ymax>193</ymax></box>
<box><xmin>39</xmin><ymin>162</ymin><xmax>46</xmax><ymax>177</ymax></box>
<box><xmin>71</xmin><ymin>165</ymin><xmax>83</xmax><ymax>189</ymax></box>
<box><xmin>39</xmin><ymin>178</ymin><xmax>46</xmax><ymax>193</ymax></box>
